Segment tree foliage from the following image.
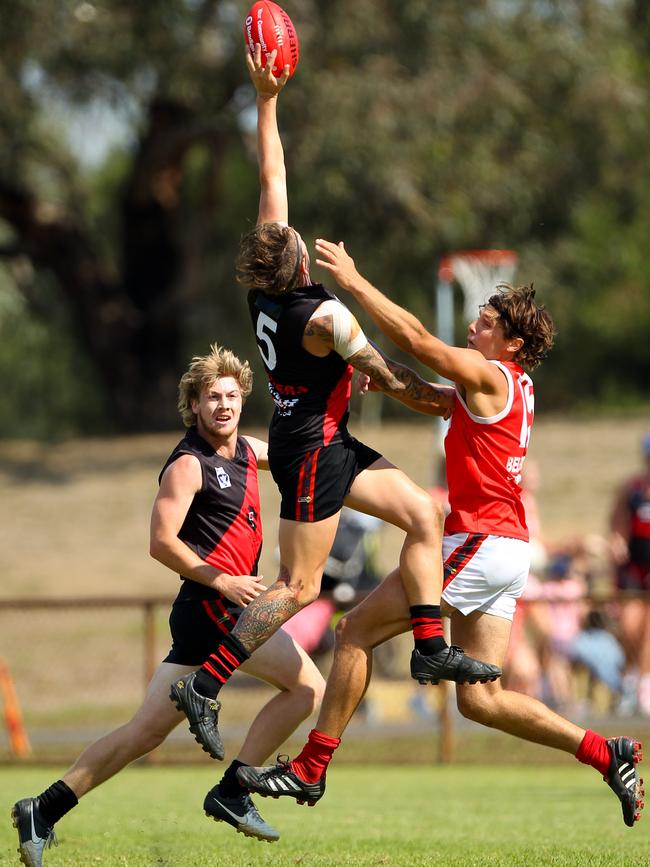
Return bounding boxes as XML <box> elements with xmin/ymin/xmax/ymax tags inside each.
<box><xmin>0</xmin><ymin>0</ymin><xmax>648</xmax><ymax>435</ymax></box>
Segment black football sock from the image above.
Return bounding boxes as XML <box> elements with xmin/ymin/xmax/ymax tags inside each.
<box><xmin>217</xmin><ymin>759</ymin><xmax>248</xmax><ymax>799</ymax></box>
<box><xmin>194</xmin><ymin>632</ymin><xmax>250</xmax><ymax>699</ymax></box>
<box><xmin>410</xmin><ymin>604</ymin><xmax>448</xmax><ymax>654</ymax></box>
<box><xmin>36</xmin><ymin>780</ymin><xmax>78</xmax><ymax>828</ymax></box>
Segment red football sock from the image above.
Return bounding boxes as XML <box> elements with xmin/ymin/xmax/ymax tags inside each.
<box><xmin>575</xmin><ymin>729</ymin><xmax>610</xmax><ymax>776</ymax></box>
<box><xmin>409</xmin><ymin>604</ymin><xmax>446</xmax><ymax>654</ymax></box>
<box><xmin>291</xmin><ymin>729</ymin><xmax>341</xmax><ymax>783</ymax></box>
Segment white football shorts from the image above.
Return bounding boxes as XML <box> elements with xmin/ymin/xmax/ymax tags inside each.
<box><xmin>441</xmin><ymin>533</ymin><xmax>530</xmax><ymax>621</ymax></box>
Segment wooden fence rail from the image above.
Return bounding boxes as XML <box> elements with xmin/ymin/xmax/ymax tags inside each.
<box><xmin>0</xmin><ymin>591</ymin><xmax>646</xmax><ymax>764</ymax></box>
<box><xmin>0</xmin><ymin>595</ymin><xmax>173</xmax><ymax>693</ymax></box>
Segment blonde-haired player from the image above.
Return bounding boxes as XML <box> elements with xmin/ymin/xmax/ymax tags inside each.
<box><xmin>12</xmin><ymin>344</ymin><xmax>326</xmax><ymax>864</ymax></box>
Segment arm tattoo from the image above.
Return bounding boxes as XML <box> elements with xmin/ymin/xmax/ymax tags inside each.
<box><xmin>305</xmin><ymin>316</ymin><xmax>448</xmax><ymax>409</ymax></box>
<box><xmin>350</xmin><ymin>343</ymin><xmax>443</xmax><ymax>404</ymax></box>
<box><xmin>349</xmin><ymin>343</ymin><xmax>403</xmax><ymax>391</ymax></box>
<box><xmin>304</xmin><ymin>315</ymin><xmax>335</xmax><ymax>349</ymax></box>
<box><xmin>384</xmin><ymin>356</ymin><xmax>451</xmax><ymax>406</ymax></box>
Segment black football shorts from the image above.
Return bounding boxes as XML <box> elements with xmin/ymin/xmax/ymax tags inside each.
<box><xmin>269</xmin><ymin>437</ymin><xmax>382</xmax><ymax>522</ymax></box>
<box><xmin>162</xmin><ymin>596</ymin><xmax>243</xmax><ymax>666</ymax></box>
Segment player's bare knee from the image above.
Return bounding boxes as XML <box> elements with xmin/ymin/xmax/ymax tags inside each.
<box><xmin>295</xmin><ymin>583</ymin><xmax>320</xmax><ymax>607</ymax></box>
<box><xmin>334</xmin><ymin>610</ymin><xmax>356</xmax><ymax>646</ymax></box>
<box><xmin>304</xmin><ymin>674</ymin><xmax>326</xmax><ymax>711</ymax></box>
<box><xmin>334</xmin><ymin>609</ymin><xmax>372</xmax><ymax>650</ymax></box>
<box><xmin>406</xmin><ymin>490</ymin><xmax>444</xmax><ymax>541</ymax></box>
<box><xmin>125</xmin><ymin>718</ymin><xmax>168</xmax><ymax>754</ymax></box>
<box><xmin>312</xmin><ymin>674</ymin><xmax>326</xmax><ymax>707</ymax></box>
<box><xmin>455</xmin><ymin>686</ymin><xmax>497</xmax><ymax>727</ymax></box>
<box><xmin>275</xmin><ymin>570</ymin><xmax>321</xmax><ymax>608</ymax></box>
<box><xmin>293</xmin><ymin>673</ymin><xmax>326</xmax><ymax>715</ymax></box>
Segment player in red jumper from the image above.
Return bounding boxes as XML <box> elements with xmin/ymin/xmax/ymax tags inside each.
<box><xmin>170</xmin><ymin>45</ymin><xmax>501</xmax><ymax>762</ymax></box>
<box><xmin>239</xmin><ymin>242</ymin><xmax>644</xmax><ymax>829</ymax></box>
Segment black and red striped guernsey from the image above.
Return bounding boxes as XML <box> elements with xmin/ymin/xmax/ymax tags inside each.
<box><xmin>159</xmin><ymin>427</ymin><xmax>262</xmax><ymax>601</ymax></box>
<box><xmin>626</xmin><ymin>477</ymin><xmax>650</xmax><ymax>569</ymax></box>
<box><xmin>248</xmin><ymin>284</ymin><xmax>353</xmax><ymax>456</ymax></box>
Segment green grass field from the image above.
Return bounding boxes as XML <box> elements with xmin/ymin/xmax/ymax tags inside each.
<box><xmin>1</xmin><ymin>765</ymin><xmax>648</xmax><ymax>866</ymax></box>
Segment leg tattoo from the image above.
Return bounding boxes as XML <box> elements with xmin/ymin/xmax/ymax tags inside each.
<box><xmin>233</xmin><ymin>573</ymin><xmax>302</xmax><ymax>653</ymax></box>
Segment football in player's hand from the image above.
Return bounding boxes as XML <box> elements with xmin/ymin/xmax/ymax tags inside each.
<box><xmin>244</xmin><ymin>1</ymin><xmax>299</xmax><ymax>78</ymax></box>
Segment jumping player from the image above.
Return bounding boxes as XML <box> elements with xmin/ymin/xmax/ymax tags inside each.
<box><xmin>169</xmin><ymin>47</ymin><xmax>500</xmax><ymax>760</ymax></box>
<box><xmin>12</xmin><ymin>345</ymin><xmax>325</xmax><ymax>866</ymax></box>
<box><xmin>238</xmin><ymin>242</ymin><xmax>645</xmax><ymax>829</ymax></box>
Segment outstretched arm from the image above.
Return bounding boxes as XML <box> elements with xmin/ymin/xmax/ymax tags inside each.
<box><xmin>245</xmin><ymin>45</ymin><xmax>291</xmax><ymax>226</ymax></box>
<box><xmin>354</xmin><ymin>341</ymin><xmax>454</xmax><ymax>418</ymax></box>
<box><xmin>315</xmin><ymin>238</ymin><xmax>497</xmax><ymax>393</ymax></box>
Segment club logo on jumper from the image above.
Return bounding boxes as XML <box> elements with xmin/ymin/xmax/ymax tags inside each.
<box><xmin>215</xmin><ymin>466</ymin><xmax>231</xmax><ymax>489</ymax></box>
<box><xmin>247</xmin><ymin>505</ymin><xmax>258</xmax><ymax>531</ymax></box>
<box><xmin>268</xmin><ymin>382</ymin><xmax>300</xmax><ymax>417</ymax></box>
<box><xmin>298</xmin><ymin>495</ymin><xmax>312</xmax><ymax>504</ymax></box>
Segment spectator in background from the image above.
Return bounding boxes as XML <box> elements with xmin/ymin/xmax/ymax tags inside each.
<box><xmin>505</xmin><ymin>462</ymin><xmax>625</xmax><ymax>711</ymax></box>
<box><xmin>609</xmin><ymin>432</ymin><xmax>650</xmax><ymax>715</ymax></box>
<box><xmin>503</xmin><ymin>459</ymin><xmax>548</xmax><ymax>700</ymax></box>
<box><xmin>519</xmin><ymin>459</ymin><xmax>548</xmax><ymax>577</ymax></box>
<box><xmin>535</xmin><ymin>546</ymin><xmax>624</xmax><ymax>711</ymax></box>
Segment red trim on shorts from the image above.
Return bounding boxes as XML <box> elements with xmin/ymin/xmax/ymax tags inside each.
<box><xmin>295</xmin><ymin>452</ymin><xmax>310</xmax><ymax>521</ymax></box>
<box><xmin>212</xmin><ymin>596</ymin><xmax>237</xmax><ymax>626</ymax></box>
<box><xmin>307</xmin><ymin>448</ymin><xmax>321</xmax><ymax>521</ymax></box>
<box><xmin>443</xmin><ymin>533</ymin><xmax>488</xmax><ymax>590</ymax></box>
<box><xmin>295</xmin><ymin>449</ymin><xmax>321</xmax><ymax>521</ymax></box>
<box><xmin>201</xmin><ymin>599</ymin><xmax>234</xmax><ymax>635</ymax></box>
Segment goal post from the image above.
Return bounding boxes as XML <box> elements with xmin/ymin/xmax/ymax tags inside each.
<box><xmin>437</xmin><ymin>249</ymin><xmax>518</xmax><ymax>325</ymax></box>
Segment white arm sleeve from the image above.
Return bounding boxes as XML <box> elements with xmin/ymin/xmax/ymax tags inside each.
<box><xmin>309</xmin><ymin>299</ymin><xmax>368</xmax><ymax>359</ymax></box>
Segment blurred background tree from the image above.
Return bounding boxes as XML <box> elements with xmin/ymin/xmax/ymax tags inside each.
<box><xmin>0</xmin><ymin>0</ymin><xmax>648</xmax><ymax>437</ymax></box>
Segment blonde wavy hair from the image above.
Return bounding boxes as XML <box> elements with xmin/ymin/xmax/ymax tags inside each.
<box><xmin>177</xmin><ymin>344</ymin><xmax>253</xmax><ymax>427</ymax></box>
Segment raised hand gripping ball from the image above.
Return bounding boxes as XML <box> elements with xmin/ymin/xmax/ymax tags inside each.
<box><xmin>244</xmin><ymin>1</ymin><xmax>299</xmax><ymax>78</ymax></box>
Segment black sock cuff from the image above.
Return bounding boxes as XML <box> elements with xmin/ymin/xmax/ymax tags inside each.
<box><xmin>223</xmin><ymin>758</ymin><xmax>247</xmax><ymax>779</ymax></box>
<box><xmin>37</xmin><ymin>780</ymin><xmax>78</xmax><ymax>826</ymax></box>
<box><xmin>223</xmin><ymin>632</ymin><xmax>250</xmax><ymax>663</ymax></box>
<box><xmin>409</xmin><ymin>604</ymin><xmax>441</xmax><ymax>618</ymax></box>
<box><xmin>218</xmin><ymin>758</ymin><xmax>249</xmax><ymax>798</ymax></box>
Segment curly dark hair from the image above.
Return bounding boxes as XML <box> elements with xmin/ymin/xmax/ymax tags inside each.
<box><xmin>485</xmin><ymin>283</ymin><xmax>555</xmax><ymax>370</ymax></box>
<box><xmin>236</xmin><ymin>222</ymin><xmax>302</xmax><ymax>295</ymax></box>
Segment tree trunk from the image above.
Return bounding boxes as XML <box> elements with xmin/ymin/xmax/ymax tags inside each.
<box><xmin>0</xmin><ymin>97</ymin><xmax>228</xmax><ymax>431</ymax></box>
